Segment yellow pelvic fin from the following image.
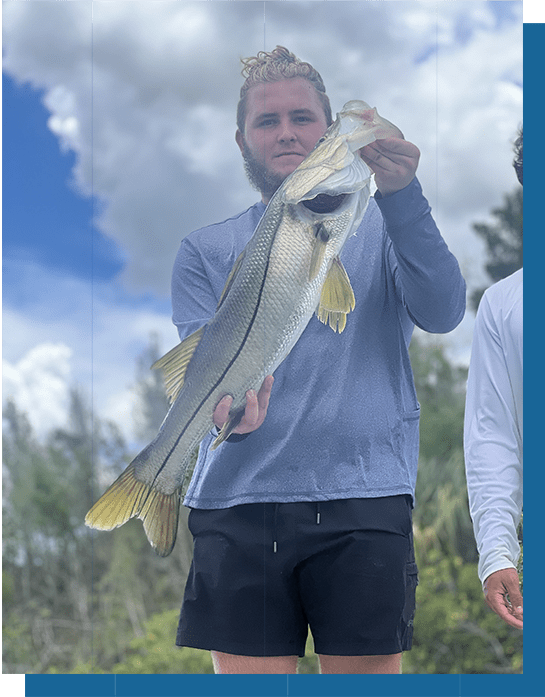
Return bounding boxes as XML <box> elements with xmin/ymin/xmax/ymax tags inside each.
<box><xmin>309</xmin><ymin>224</ymin><xmax>330</xmax><ymax>281</ymax></box>
<box><xmin>316</xmin><ymin>256</ymin><xmax>356</xmax><ymax>333</ymax></box>
<box><xmin>210</xmin><ymin>408</ymin><xmax>245</xmax><ymax>451</ymax></box>
<box><xmin>151</xmin><ymin>325</ymin><xmax>205</xmax><ymax>404</ymax></box>
<box><xmin>85</xmin><ymin>463</ymin><xmax>181</xmax><ymax>557</ymax></box>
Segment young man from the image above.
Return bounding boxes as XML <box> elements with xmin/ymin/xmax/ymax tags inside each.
<box><xmin>464</xmin><ymin>128</ymin><xmax>523</xmax><ymax>631</ymax></box>
<box><xmin>173</xmin><ymin>47</ymin><xmax>466</xmax><ymax>674</ymax></box>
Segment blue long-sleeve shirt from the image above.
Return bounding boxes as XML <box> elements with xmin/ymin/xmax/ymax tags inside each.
<box><xmin>171</xmin><ymin>178</ymin><xmax>466</xmax><ymax>509</ymax></box>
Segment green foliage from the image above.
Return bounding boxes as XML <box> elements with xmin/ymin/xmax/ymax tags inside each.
<box><xmin>68</xmin><ymin>612</ymin><xmax>320</xmax><ymax>674</ymax></box>
<box><xmin>410</xmin><ymin>338</ymin><xmax>476</xmax><ymax>563</ymax></box>
<box><xmin>470</xmin><ymin>187</ymin><xmax>523</xmax><ymax>311</ymax></box>
<box><xmin>517</xmin><ymin>514</ymin><xmax>523</xmax><ymax>593</ymax></box>
<box><xmin>297</xmin><ymin>636</ymin><xmax>320</xmax><ymax>674</ymax></box>
<box><xmin>132</xmin><ymin>332</ymin><xmax>171</xmax><ymax>443</ymax></box>
<box><xmin>403</xmin><ymin>530</ymin><xmax>522</xmax><ymax>674</ymax></box>
<box><xmin>109</xmin><ymin>610</ymin><xmax>214</xmax><ymax>674</ymax></box>
<box><xmin>3</xmin><ymin>335</ymin><xmax>521</xmax><ymax>675</ymax></box>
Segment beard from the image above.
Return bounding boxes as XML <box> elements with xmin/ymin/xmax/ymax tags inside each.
<box><xmin>240</xmin><ymin>142</ymin><xmax>286</xmax><ymax>201</ymax></box>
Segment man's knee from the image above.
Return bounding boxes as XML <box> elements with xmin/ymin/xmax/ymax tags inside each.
<box><xmin>318</xmin><ymin>652</ymin><xmax>402</xmax><ymax>674</ymax></box>
<box><xmin>211</xmin><ymin>651</ymin><xmax>299</xmax><ymax>674</ymax></box>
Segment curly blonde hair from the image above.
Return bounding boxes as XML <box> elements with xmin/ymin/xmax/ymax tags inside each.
<box><xmin>236</xmin><ymin>46</ymin><xmax>332</xmax><ymax>132</ymax></box>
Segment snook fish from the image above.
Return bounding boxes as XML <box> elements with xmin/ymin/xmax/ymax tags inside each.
<box><xmin>85</xmin><ymin>100</ymin><xmax>403</xmax><ymax>555</ymax></box>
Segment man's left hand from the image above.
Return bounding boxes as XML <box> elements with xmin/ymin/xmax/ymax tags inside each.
<box><xmin>214</xmin><ymin>375</ymin><xmax>274</xmax><ymax>435</ymax></box>
<box><xmin>360</xmin><ymin>137</ymin><xmax>420</xmax><ymax>197</ymax></box>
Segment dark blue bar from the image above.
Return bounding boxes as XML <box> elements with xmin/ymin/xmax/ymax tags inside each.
<box><xmin>25</xmin><ymin>675</ymin><xmax>115</xmax><ymax>697</ymax></box>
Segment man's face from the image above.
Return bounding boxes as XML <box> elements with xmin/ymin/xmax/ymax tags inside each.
<box><xmin>236</xmin><ymin>78</ymin><xmax>329</xmax><ymax>202</ymax></box>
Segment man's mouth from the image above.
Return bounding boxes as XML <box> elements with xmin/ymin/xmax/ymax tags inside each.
<box><xmin>275</xmin><ymin>152</ymin><xmax>305</xmax><ymax>158</ymax></box>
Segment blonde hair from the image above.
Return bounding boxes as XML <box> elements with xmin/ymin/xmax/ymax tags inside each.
<box><xmin>236</xmin><ymin>46</ymin><xmax>332</xmax><ymax>132</ymax></box>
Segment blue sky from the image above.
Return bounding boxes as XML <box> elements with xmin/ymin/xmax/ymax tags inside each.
<box><xmin>2</xmin><ymin>1</ymin><xmax>523</xmax><ymax>442</ymax></box>
<box><xmin>3</xmin><ymin>73</ymin><xmax>123</xmax><ymax>283</ymax></box>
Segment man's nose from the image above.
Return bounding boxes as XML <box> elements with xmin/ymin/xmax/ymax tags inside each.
<box><xmin>278</xmin><ymin>120</ymin><xmax>297</xmax><ymax>141</ymax></box>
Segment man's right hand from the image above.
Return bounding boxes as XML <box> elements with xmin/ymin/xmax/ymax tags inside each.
<box><xmin>483</xmin><ymin>568</ymin><xmax>523</xmax><ymax>629</ymax></box>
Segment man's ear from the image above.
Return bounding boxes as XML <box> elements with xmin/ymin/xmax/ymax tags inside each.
<box><xmin>235</xmin><ymin>129</ymin><xmax>245</xmax><ymax>155</ymax></box>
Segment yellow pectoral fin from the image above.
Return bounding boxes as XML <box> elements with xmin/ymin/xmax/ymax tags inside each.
<box><xmin>316</xmin><ymin>256</ymin><xmax>356</xmax><ymax>333</ymax></box>
<box><xmin>151</xmin><ymin>325</ymin><xmax>205</xmax><ymax>403</ymax></box>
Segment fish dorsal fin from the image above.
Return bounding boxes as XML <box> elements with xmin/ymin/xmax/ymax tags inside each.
<box><xmin>217</xmin><ymin>250</ymin><xmax>246</xmax><ymax>311</ymax></box>
<box><xmin>316</xmin><ymin>256</ymin><xmax>356</xmax><ymax>333</ymax></box>
<box><xmin>151</xmin><ymin>326</ymin><xmax>205</xmax><ymax>403</ymax></box>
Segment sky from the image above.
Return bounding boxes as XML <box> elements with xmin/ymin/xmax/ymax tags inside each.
<box><xmin>2</xmin><ymin>0</ymin><xmax>523</xmax><ymax>443</ymax></box>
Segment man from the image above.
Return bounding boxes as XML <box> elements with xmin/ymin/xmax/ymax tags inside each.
<box><xmin>464</xmin><ymin>128</ymin><xmax>523</xmax><ymax>631</ymax></box>
<box><xmin>173</xmin><ymin>47</ymin><xmax>466</xmax><ymax>674</ymax></box>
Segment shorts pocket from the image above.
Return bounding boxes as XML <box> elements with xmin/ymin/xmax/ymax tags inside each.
<box><xmin>401</xmin><ymin>561</ymin><xmax>419</xmax><ymax>649</ymax></box>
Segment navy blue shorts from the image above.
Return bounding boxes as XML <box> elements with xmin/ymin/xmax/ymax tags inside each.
<box><xmin>176</xmin><ymin>496</ymin><xmax>418</xmax><ymax>657</ymax></box>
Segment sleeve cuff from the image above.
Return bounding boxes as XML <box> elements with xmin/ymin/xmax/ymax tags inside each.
<box><xmin>374</xmin><ymin>177</ymin><xmax>430</xmax><ymax>231</ymax></box>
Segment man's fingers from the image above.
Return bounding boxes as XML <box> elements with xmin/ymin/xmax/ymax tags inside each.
<box><xmin>485</xmin><ymin>592</ymin><xmax>521</xmax><ymax>628</ymax></box>
<box><xmin>243</xmin><ymin>389</ymin><xmax>259</xmax><ymax>427</ymax></box>
<box><xmin>361</xmin><ymin>138</ymin><xmax>419</xmax><ymax>162</ymax></box>
<box><xmin>213</xmin><ymin>394</ymin><xmax>233</xmax><ymax>429</ymax></box>
<box><xmin>243</xmin><ymin>376</ymin><xmax>274</xmax><ymax>429</ymax></box>
<box><xmin>214</xmin><ymin>375</ymin><xmax>274</xmax><ymax>434</ymax></box>
<box><xmin>484</xmin><ymin>569</ymin><xmax>523</xmax><ymax>629</ymax></box>
<box><xmin>257</xmin><ymin>375</ymin><xmax>274</xmax><ymax>410</ymax></box>
<box><xmin>501</xmin><ymin>608</ymin><xmax>524</xmax><ymax>630</ymax></box>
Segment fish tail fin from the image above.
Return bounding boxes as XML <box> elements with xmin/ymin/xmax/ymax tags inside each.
<box><xmin>85</xmin><ymin>463</ymin><xmax>181</xmax><ymax>557</ymax></box>
<box><xmin>138</xmin><ymin>486</ymin><xmax>181</xmax><ymax>557</ymax></box>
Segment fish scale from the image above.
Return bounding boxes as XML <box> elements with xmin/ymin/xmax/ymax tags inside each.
<box><xmin>85</xmin><ymin>100</ymin><xmax>404</xmax><ymax>555</ymax></box>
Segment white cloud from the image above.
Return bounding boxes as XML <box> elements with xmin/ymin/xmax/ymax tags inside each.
<box><xmin>2</xmin><ymin>1</ymin><xmax>522</xmax><ymax>295</ymax></box>
<box><xmin>2</xmin><ymin>259</ymin><xmax>178</xmax><ymax>443</ymax></box>
<box><xmin>2</xmin><ymin>1</ymin><xmax>522</xmax><ymax>438</ymax></box>
<box><xmin>3</xmin><ymin>343</ymin><xmax>73</xmax><ymax>439</ymax></box>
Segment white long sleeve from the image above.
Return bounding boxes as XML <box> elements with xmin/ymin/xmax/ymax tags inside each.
<box><xmin>464</xmin><ymin>269</ymin><xmax>523</xmax><ymax>585</ymax></box>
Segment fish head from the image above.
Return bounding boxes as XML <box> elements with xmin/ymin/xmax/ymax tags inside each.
<box><xmin>281</xmin><ymin>100</ymin><xmax>402</xmax><ymax>205</ymax></box>
<box><xmin>339</xmin><ymin>100</ymin><xmax>404</xmax><ymax>147</ymax></box>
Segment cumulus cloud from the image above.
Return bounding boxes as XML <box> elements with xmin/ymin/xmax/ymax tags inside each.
<box><xmin>3</xmin><ymin>343</ymin><xmax>73</xmax><ymax>439</ymax></box>
<box><xmin>2</xmin><ymin>1</ymin><xmax>522</xmax><ymax>436</ymax></box>
<box><xmin>3</xmin><ymin>1</ymin><xmax>522</xmax><ymax>296</ymax></box>
<box><xmin>2</xmin><ymin>258</ymin><xmax>178</xmax><ymax>442</ymax></box>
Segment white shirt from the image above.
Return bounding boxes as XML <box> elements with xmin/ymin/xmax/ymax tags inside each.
<box><xmin>464</xmin><ymin>269</ymin><xmax>523</xmax><ymax>584</ymax></box>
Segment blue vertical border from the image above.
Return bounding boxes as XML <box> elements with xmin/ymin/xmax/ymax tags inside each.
<box><xmin>25</xmin><ymin>13</ymin><xmax>537</xmax><ymax>697</ymax></box>
<box><xmin>521</xmin><ymin>0</ymin><xmax>545</xmax><ymax>687</ymax></box>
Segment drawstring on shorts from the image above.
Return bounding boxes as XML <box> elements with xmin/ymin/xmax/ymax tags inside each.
<box><xmin>272</xmin><ymin>501</ymin><xmax>322</xmax><ymax>553</ymax></box>
<box><xmin>273</xmin><ymin>503</ymin><xmax>279</xmax><ymax>553</ymax></box>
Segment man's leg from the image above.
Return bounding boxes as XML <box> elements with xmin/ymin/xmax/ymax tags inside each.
<box><xmin>211</xmin><ymin>651</ymin><xmax>299</xmax><ymax>674</ymax></box>
<box><xmin>318</xmin><ymin>652</ymin><xmax>402</xmax><ymax>674</ymax></box>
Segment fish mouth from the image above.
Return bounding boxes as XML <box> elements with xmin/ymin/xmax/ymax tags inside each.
<box><xmin>302</xmin><ymin>193</ymin><xmax>348</xmax><ymax>213</ymax></box>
